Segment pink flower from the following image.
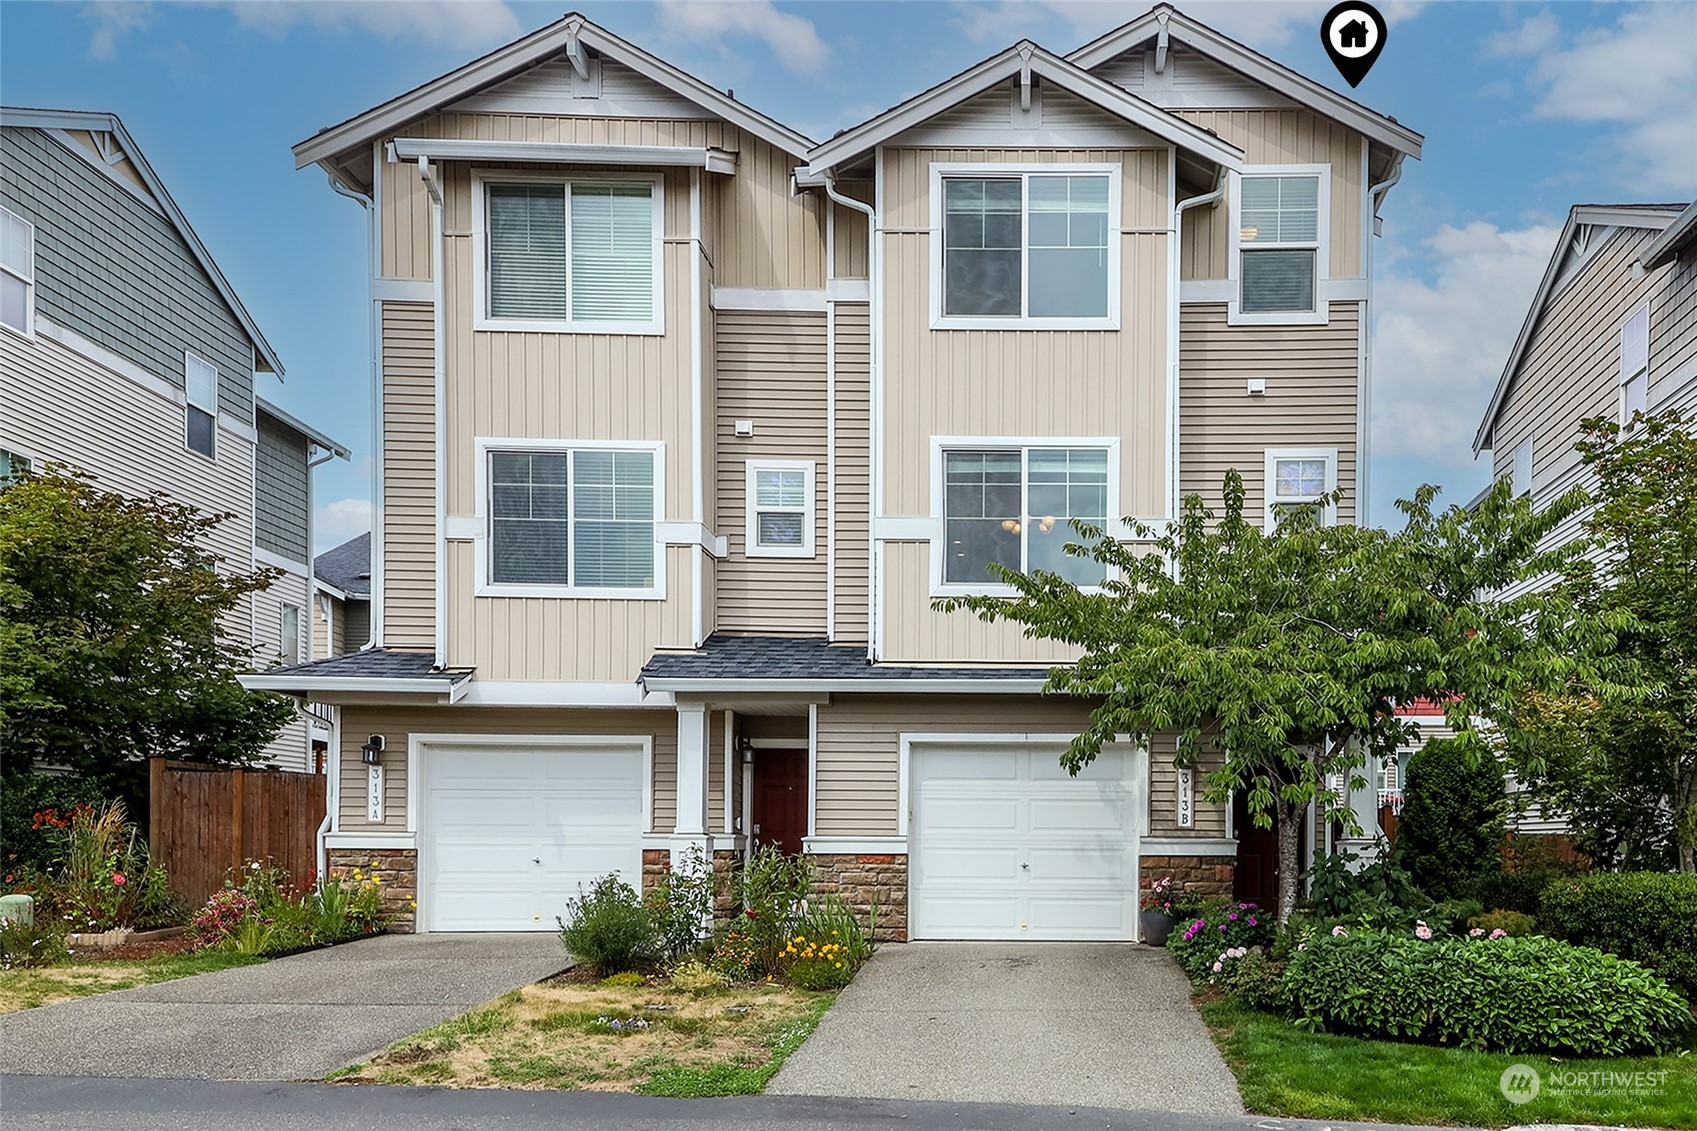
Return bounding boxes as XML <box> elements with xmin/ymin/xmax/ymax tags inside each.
<box><xmin>1468</xmin><ymin>927</ymin><xmax>1485</xmax><ymax>938</ymax></box>
<box><xmin>1489</xmin><ymin>928</ymin><xmax>1508</xmax><ymax>940</ymax></box>
<box><xmin>111</xmin><ymin>873</ymin><xmax>126</xmax><ymax>886</ymax></box>
<box><xmin>1211</xmin><ymin>961</ymin><xmax>1223</xmax><ymax>973</ymax></box>
<box><xmin>1414</xmin><ymin>922</ymin><xmax>1433</xmax><ymax>940</ymax></box>
<box><xmin>1331</xmin><ymin>925</ymin><xmax>1348</xmax><ymax>937</ymax></box>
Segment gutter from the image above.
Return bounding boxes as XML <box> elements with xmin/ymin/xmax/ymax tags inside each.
<box><xmin>1171</xmin><ymin>167</ymin><xmax>1226</xmax><ymax>525</ymax></box>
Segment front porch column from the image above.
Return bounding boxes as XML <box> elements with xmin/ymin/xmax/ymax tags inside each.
<box><xmin>674</xmin><ymin>702</ymin><xmax>711</xmax><ymax>847</ymax></box>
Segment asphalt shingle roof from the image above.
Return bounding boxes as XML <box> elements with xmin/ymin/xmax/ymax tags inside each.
<box><xmin>263</xmin><ymin>649</ymin><xmax>472</xmax><ymax>683</ymax></box>
<box><xmin>641</xmin><ymin>634</ymin><xmax>1054</xmax><ymax>683</ymax></box>
<box><xmin>314</xmin><ymin>533</ymin><xmax>371</xmax><ymax>597</ymax></box>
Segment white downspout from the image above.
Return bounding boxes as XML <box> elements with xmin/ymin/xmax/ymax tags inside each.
<box><xmin>1171</xmin><ymin>169</ymin><xmax>1226</xmax><ymax>525</ymax></box>
<box><xmin>415</xmin><ymin>157</ymin><xmax>447</xmax><ymax>667</ymax></box>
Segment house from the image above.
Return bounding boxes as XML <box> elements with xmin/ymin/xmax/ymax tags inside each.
<box><xmin>0</xmin><ymin>107</ymin><xmax>350</xmax><ymax>773</ymax></box>
<box><xmin>313</xmin><ymin>532</ymin><xmax>374</xmax><ymax>660</ymax></box>
<box><xmin>250</xmin><ymin>4</ymin><xmax>1421</xmax><ymax>937</ymax></box>
<box><xmin>1336</xmin><ymin>20</ymin><xmax>1370</xmax><ymax>49</ymax></box>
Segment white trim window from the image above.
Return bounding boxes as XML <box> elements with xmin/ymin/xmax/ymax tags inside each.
<box><xmin>1233</xmin><ymin>167</ymin><xmax>1328</xmax><ymax>324</ymax></box>
<box><xmin>473</xmin><ymin>173</ymin><xmax>664</xmax><ymax>335</ymax></box>
<box><xmin>931</xmin><ymin>164</ymin><xmax>1120</xmax><ymax>329</ymax></box>
<box><xmin>1</xmin><ymin>206</ymin><xmax>35</xmax><ymax>336</ymax></box>
<box><xmin>280</xmin><ymin>603</ymin><xmax>302</xmax><ymax>666</ymax></box>
<box><xmin>745</xmin><ymin>459</ymin><xmax>815</xmax><ymax>558</ymax></box>
<box><xmin>1264</xmin><ymin>447</ymin><xmax>1338</xmax><ymax>528</ymax></box>
<box><xmin>1620</xmin><ymin>303</ymin><xmax>1649</xmax><ymax>424</ymax></box>
<box><xmin>479</xmin><ymin>441</ymin><xmax>663</xmax><ymax>598</ymax></box>
<box><xmin>0</xmin><ymin>446</ymin><xmax>30</xmax><ymax>488</ymax></box>
<box><xmin>184</xmin><ymin>351</ymin><xmax>218</xmax><ymax>459</ymax></box>
<box><xmin>936</xmin><ymin>442</ymin><xmax>1113</xmax><ymax>592</ymax></box>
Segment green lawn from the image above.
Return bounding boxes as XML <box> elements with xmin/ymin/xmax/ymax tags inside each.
<box><xmin>0</xmin><ymin>951</ymin><xmax>265</xmax><ymax>1013</ymax></box>
<box><xmin>1202</xmin><ymin>998</ymin><xmax>1697</xmax><ymax>1129</ymax></box>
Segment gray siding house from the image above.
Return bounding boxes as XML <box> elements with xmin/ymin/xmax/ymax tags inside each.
<box><xmin>0</xmin><ymin>106</ymin><xmax>349</xmax><ymax>772</ymax></box>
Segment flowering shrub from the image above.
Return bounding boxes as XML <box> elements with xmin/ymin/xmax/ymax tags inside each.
<box><xmin>708</xmin><ymin>927</ymin><xmax>762</xmax><ymax>982</ymax></box>
<box><xmin>782</xmin><ymin>929</ymin><xmax>854</xmax><ymax>991</ymax></box>
<box><xmin>1141</xmin><ymin>876</ymin><xmax>1178</xmax><ymax>915</ymax></box>
<box><xmin>190</xmin><ymin>889</ymin><xmax>261</xmax><ymax>948</ymax></box>
<box><xmin>189</xmin><ymin>862</ymin><xmax>388</xmax><ymax>954</ymax></box>
<box><xmin>32</xmin><ymin>801</ymin><xmax>182</xmax><ymax>933</ymax></box>
<box><xmin>0</xmin><ymin>918</ymin><xmax>71</xmax><ymax>969</ymax></box>
<box><xmin>1168</xmin><ymin>902</ymin><xmax>1273</xmax><ymax>980</ymax></box>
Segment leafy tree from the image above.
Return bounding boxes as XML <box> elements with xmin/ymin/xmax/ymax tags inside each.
<box><xmin>1397</xmin><ymin>736</ymin><xmax>1507</xmax><ymax>899</ymax></box>
<box><xmin>938</xmin><ymin>471</ymin><xmax>1621</xmax><ymax>923</ymax></box>
<box><xmin>1511</xmin><ymin>410</ymin><xmax>1697</xmax><ymax>873</ymax></box>
<box><xmin>0</xmin><ymin>467</ymin><xmax>294</xmax><ymax>808</ymax></box>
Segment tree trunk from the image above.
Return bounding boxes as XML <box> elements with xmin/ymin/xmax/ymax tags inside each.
<box><xmin>1276</xmin><ymin>799</ymin><xmax>1303</xmax><ymax>925</ymax></box>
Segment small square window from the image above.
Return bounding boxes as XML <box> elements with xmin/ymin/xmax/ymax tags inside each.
<box><xmin>1264</xmin><ymin>449</ymin><xmax>1336</xmax><ymax>528</ymax></box>
<box><xmin>745</xmin><ymin>461</ymin><xmax>815</xmax><ymax>557</ymax></box>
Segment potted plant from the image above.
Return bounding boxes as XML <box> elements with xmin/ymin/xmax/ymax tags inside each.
<box><xmin>1140</xmin><ymin>876</ymin><xmax>1179</xmax><ymax>946</ymax></box>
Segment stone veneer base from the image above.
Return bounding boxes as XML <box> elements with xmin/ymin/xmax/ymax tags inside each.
<box><xmin>329</xmin><ymin>848</ymin><xmax>417</xmax><ymax>933</ymax></box>
<box><xmin>1139</xmin><ymin>853</ymin><xmax>1235</xmax><ymax>902</ymax></box>
<box><xmin>808</xmin><ymin>852</ymin><xmax>908</xmax><ymax>942</ymax></box>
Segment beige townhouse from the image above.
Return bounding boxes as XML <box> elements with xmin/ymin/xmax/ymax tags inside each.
<box><xmin>251</xmin><ymin>5</ymin><xmax>1421</xmax><ymax>938</ymax></box>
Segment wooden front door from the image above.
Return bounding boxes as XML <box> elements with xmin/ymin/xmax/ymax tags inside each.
<box><xmin>751</xmin><ymin>749</ymin><xmax>808</xmax><ymax>856</ymax></box>
<box><xmin>1232</xmin><ymin>791</ymin><xmax>1280</xmax><ymax>909</ymax></box>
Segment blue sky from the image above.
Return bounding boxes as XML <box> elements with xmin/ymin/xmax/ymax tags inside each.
<box><xmin>4</xmin><ymin>1</ymin><xmax>1694</xmax><ymax>548</ymax></box>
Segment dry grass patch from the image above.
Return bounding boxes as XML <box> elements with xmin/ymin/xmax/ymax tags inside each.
<box><xmin>333</xmin><ymin>976</ymin><xmax>834</xmax><ymax>1096</ymax></box>
<box><xmin>0</xmin><ymin>952</ymin><xmax>263</xmax><ymax>1014</ymax></box>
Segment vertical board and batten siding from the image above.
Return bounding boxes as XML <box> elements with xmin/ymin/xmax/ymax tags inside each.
<box><xmin>379</xmin><ymin>301</ymin><xmax>437</xmax><ymax>651</ymax></box>
<box><xmin>831</xmin><ymin>190</ymin><xmax>873</xmax><ymax>280</ymax></box>
<box><xmin>878</xmin><ymin>146</ymin><xmax>1169</xmax><ymax>663</ymax></box>
<box><xmin>336</xmin><ymin>707</ymin><xmax>680</xmax><ymax>832</ymax></box>
<box><xmin>1178</xmin><ymin>302</ymin><xmax>1360</xmax><ymax>524</ymax></box>
<box><xmin>1169</xmin><ymin>110</ymin><xmax>1364</xmax><ymax>282</ymax></box>
<box><xmin>255</xmin><ymin>413</ymin><xmax>311</xmax><ymax>563</ymax></box>
<box><xmin>714</xmin><ymin>310</ymin><xmax>829</xmax><ymax>634</ymax></box>
<box><xmin>1649</xmin><ymin>250</ymin><xmax>1697</xmax><ymax>411</ymax></box>
<box><xmin>341</xmin><ymin>599</ymin><xmax>373</xmax><ymax>654</ymax></box>
<box><xmin>832</xmin><ymin>304</ymin><xmax>872</xmax><ymax>644</ymax></box>
<box><xmin>812</xmin><ymin>695</ymin><xmax>1224</xmax><ymax>838</ymax></box>
<box><xmin>0</xmin><ymin>127</ymin><xmax>258</xmax><ymax>421</ymax></box>
<box><xmin>312</xmin><ymin>594</ymin><xmax>341</xmax><ymax>660</ymax></box>
<box><xmin>252</xmin><ymin>566</ymin><xmax>312</xmax><ymax>772</ymax></box>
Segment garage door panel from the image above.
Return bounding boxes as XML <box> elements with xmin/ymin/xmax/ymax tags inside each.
<box><xmin>1026</xmin><ymin>845</ymin><xmax>1134</xmax><ymax>883</ymax></box>
<box><xmin>1028</xmin><ymin>751</ymin><xmax>1127</xmax><ymax>782</ymax></box>
<box><xmin>919</xmin><ymin>746</ymin><xmax>1021</xmax><ymax>780</ymax></box>
<box><xmin>917</xmin><ymin>797</ymin><xmax>1020</xmax><ymax>833</ymax></box>
<box><xmin>917</xmin><ymin>845</ymin><xmax>1022</xmax><ymax>883</ymax></box>
<box><xmin>914</xmin><ymin>894</ymin><xmax>1021</xmax><ymax>935</ymax></box>
<box><xmin>1028</xmin><ymin>796</ymin><xmax>1130</xmax><ymax>833</ymax></box>
<box><xmin>1026</xmin><ymin>895</ymin><xmax>1131</xmax><ymax>936</ymax></box>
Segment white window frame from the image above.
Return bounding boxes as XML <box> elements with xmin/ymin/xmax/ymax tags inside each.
<box><xmin>744</xmin><ymin>459</ymin><xmax>816</xmax><ymax>559</ymax></box>
<box><xmin>280</xmin><ymin>602</ymin><xmax>302</xmax><ymax>666</ymax></box>
<box><xmin>1229</xmin><ymin>165</ymin><xmax>1330</xmax><ymax>327</ymax></box>
<box><xmin>0</xmin><ymin>443</ymin><xmax>32</xmax><ymax>487</ymax></box>
<box><xmin>1263</xmin><ymin>447</ymin><xmax>1339</xmax><ymax>528</ymax></box>
<box><xmin>929</xmin><ymin>435</ymin><xmax>1121</xmax><ymax>597</ymax></box>
<box><xmin>1619</xmin><ymin>302</ymin><xmax>1649</xmax><ymax>426</ymax></box>
<box><xmin>184</xmin><ymin>350</ymin><xmax>218</xmax><ymax>460</ymax></box>
<box><xmin>473</xmin><ymin>436</ymin><xmax>667</xmax><ymax>600</ymax></box>
<box><xmin>928</xmin><ymin>162</ymin><xmax>1122</xmax><ymax>331</ymax></box>
<box><xmin>0</xmin><ymin>206</ymin><xmax>35</xmax><ymax>338</ymax></box>
<box><xmin>1510</xmin><ymin>436</ymin><xmax>1533</xmax><ymax>499</ymax></box>
<box><xmin>471</xmin><ymin>170</ymin><xmax>665</xmax><ymax>336</ymax></box>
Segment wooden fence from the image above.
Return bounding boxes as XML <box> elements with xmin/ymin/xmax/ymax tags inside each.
<box><xmin>148</xmin><ymin>759</ymin><xmax>326</xmax><ymax>908</ymax></box>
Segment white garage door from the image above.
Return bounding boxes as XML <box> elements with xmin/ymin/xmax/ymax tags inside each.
<box><xmin>424</xmin><ymin>742</ymin><xmax>645</xmax><ymax>932</ymax></box>
<box><xmin>910</xmin><ymin>743</ymin><xmax>1139</xmax><ymax>941</ymax></box>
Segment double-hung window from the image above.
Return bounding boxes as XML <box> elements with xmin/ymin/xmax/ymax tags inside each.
<box><xmin>745</xmin><ymin>460</ymin><xmax>815</xmax><ymax>557</ymax></box>
<box><xmin>1238</xmin><ymin>173</ymin><xmax>1321</xmax><ymax>316</ymax></box>
<box><xmin>479</xmin><ymin>176</ymin><xmax>662</xmax><ymax>333</ymax></box>
<box><xmin>280</xmin><ymin>603</ymin><xmax>301</xmax><ymax>666</ymax></box>
<box><xmin>1264</xmin><ymin>448</ymin><xmax>1336</xmax><ymax>528</ymax></box>
<box><xmin>1</xmin><ymin>206</ymin><xmax>34</xmax><ymax>335</ymax></box>
<box><xmin>936</xmin><ymin>168</ymin><xmax>1116</xmax><ymax>326</ymax></box>
<box><xmin>1620</xmin><ymin>304</ymin><xmax>1649</xmax><ymax>424</ymax></box>
<box><xmin>486</xmin><ymin>445</ymin><xmax>658</xmax><ymax>594</ymax></box>
<box><xmin>941</xmin><ymin>445</ymin><xmax>1110</xmax><ymax>589</ymax></box>
<box><xmin>184</xmin><ymin>352</ymin><xmax>218</xmax><ymax>458</ymax></box>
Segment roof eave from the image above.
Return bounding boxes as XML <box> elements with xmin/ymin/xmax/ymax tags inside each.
<box><xmin>1639</xmin><ymin>200</ymin><xmax>1697</xmax><ymax>271</ymax></box>
<box><xmin>642</xmin><ymin>677</ymin><xmax>1053</xmax><ymax>694</ymax></box>
<box><xmin>256</xmin><ymin>396</ymin><xmax>353</xmax><ymax>459</ymax></box>
<box><xmin>240</xmin><ymin>674</ymin><xmax>469</xmax><ymax>701</ymax></box>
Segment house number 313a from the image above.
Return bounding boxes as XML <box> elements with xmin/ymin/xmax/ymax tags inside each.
<box><xmin>368</xmin><ymin>763</ymin><xmax>385</xmax><ymax>824</ymax></box>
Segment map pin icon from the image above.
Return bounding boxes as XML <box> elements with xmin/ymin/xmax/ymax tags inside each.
<box><xmin>1321</xmin><ymin>1</ymin><xmax>1387</xmax><ymax>88</ymax></box>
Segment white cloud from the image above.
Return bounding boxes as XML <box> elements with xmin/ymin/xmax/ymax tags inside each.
<box><xmin>1504</xmin><ymin>4</ymin><xmax>1697</xmax><ymax>192</ymax></box>
<box><xmin>1370</xmin><ymin>220</ymin><xmax>1562</xmax><ymax>466</ymax></box>
<box><xmin>655</xmin><ymin>1</ymin><xmax>829</xmax><ymax>75</ymax></box>
<box><xmin>1486</xmin><ymin>9</ymin><xmax>1559</xmax><ymax>58</ymax></box>
<box><xmin>313</xmin><ymin>496</ymin><xmax>373</xmax><ymax>556</ymax></box>
<box><xmin>83</xmin><ymin>0</ymin><xmax>521</xmax><ymax>57</ymax></box>
<box><xmin>84</xmin><ymin>1</ymin><xmax>154</xmax><ymax>61</ymax></box>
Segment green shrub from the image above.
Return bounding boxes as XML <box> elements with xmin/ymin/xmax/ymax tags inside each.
<box><xmin>707</xmin><ymin>924</ymin><xmax>762</xmax><ymax>982</ymax></box>
<box><xmin>1218</xmin><ymin>950</ymin><xmax>1287</xmax><ymax>1012</ymax></box>
<box><xmin>645</xmin><ymin>845</ymin><xmax>717</xmax><ymax>962</ymax></box>
<box><xmin>0</xmin><ymin>775</ymin><xmax>106</xmax><ymax>874</ymax></box>
<box><xmin>558</xmin><ymin>875</ymin><xmax>658</xmax><ymax>975</ymax></box>
<box><xmin>669</xmin><ymin>959</ymin><xmax>729</xmax><ymax>993</ymax></box>
<box><xmin>739</xmin><ymin>846</ymin><xmax>812</xmax><ymax>974</ymax></box>
<box><xmin>1304</xmin><ymin>844</ymin><xmax>1428</xmax><ymax>927</ymax></box>
<box><xmin>1168</xmin><ymin>902</ymin><xmax>1274</xmax><ymax>980</ymax></box>
<box><xmin>601</xmin><ymin>970</ymin><xmax>645</xmax><ymax>987</ymax></box>
<box><xmin>1467</xmin><ymin>909</ymin><xmax>1536</xmax><ymax>937</ymax></box>
<box><xmin>0</xmin><ymin>918</ymin><xmax>69</xmax><ymax>968</ymax></box>
<box><xmin>1539</xmin><ymin>872</ymin><xmax>1697</xmax><ymax>997</ymax></box>
<box><xmin>1283</xmin><ymin>930</ymin><xmax>1690</xmax><ymax>1055</ymax></box>
<box><xmin>1397</xmin><ymin>740</ymin><xmax>1507</xmax><ymax>901</ymax></box>
<box><xmin>1468</xmin><ymin>869</ymin><xmax>1554</xmax><ymax>916</ymax></box>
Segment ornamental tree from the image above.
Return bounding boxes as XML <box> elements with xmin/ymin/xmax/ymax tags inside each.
<box><xmin>0</xmin><ymin>467</ymin><xmax>294</xmax><ymax>808</ymax></box>
<box><xmin>938</xmin><ymin>470</ymin><xmax>1622</xmax><ymax>924</ymax></box>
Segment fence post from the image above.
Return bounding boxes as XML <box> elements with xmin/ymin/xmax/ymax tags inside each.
<box><xmin>231</xmin><ymin>768</ymin><xmax>246</xmax><ymax>875</ymax></box>
<box><xmin>148</xmin><ymin>757</ymin><xmax>164</xmax><ymax>855</ymax></box>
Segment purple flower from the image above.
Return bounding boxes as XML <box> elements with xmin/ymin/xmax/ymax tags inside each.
<box><xmin>1228</xmin><ymin>912</ymin><xmax>1238</xmax><ymax>921</ymax></box>
<box><xmin>1248</xmin><ymin>918</ymin><xmax>1258</xmax><ymax>927</ymax></box>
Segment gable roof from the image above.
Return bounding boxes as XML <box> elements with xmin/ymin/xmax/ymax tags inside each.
<box><xmin>1067</xmin><ymin>4</ymin><xmax>1423</xmax><ymax>163</ymax></box>
<box><xmin>256</xmin><ymin>396</ymin><xmax>352</xmax><ymax>459</ymax></box>
<box><xmin>1</xmin><ymin>106</ymin><xmax>285</xmax><ymax>377</ymax></box>
<box><xmin>804</xmin><ymin>38</ymin><xmax>1244</xmax><ymax>177</ymax></box>
<box><xmin>314</xmin><ymin>532</ymin><xmax>371</xmax><ymax>597</ymax></box>
<box><xmin>1640</xmin><ymin>199</ymin><xmax>1697</xmax><ymax>271</ymax></box>
<box><xmin>293</xmin><ymin>13</ymin><xmax>814</xmax><ymax>187</ymax></box>
<box><xmin>1473</xmin><ymin>203</ymin><xmax>1688</xmax><ymax>454</ymax></box>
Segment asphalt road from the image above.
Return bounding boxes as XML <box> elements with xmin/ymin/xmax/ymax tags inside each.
<box><xmin>0</xmin><ymin>1076</ymin><xmax>1455</xmax><ymax>1131</ymax></box>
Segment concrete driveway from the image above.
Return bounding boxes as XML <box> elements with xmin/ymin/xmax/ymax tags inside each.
<box><xmin>0</xmin><ymin>933</ymin><xmax>568</xmax><ymax>1081</ymax></box>
<box><xmin>768</xmin><ymin>943</ymin><xmax>1244</xmax><ymax>1115</ymax></box>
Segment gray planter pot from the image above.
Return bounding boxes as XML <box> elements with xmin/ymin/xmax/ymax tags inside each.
<box><xmin>1140</xmin><ymin>909</ymin><xmax>1176</xmax><ymax>946</ymax></box>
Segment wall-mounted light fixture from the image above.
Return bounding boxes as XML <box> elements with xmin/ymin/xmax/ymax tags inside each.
<box><xmin>737</xmin><ymin>735</ymin><xmax>754</xmax><ymax>764</ymax></box>
<box><xmin>361</xmin><ymin>734</ymin><xmax>386</xmax><ymax>766</ymax></box>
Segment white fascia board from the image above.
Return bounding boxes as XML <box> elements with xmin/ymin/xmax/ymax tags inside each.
<box><xmin>293</xmin><ymin>15</ymin><xmax>813</xmax><ymax>174</ymax></box>
<box><xmin>455</xmin><ymin>681</ymin><xmax>676</xmax><ymax>708</ymax></box>
<box><xmin>805</xmin><ymin>42</ymin><xmax>1243</xmax><ymax>176</ymax></box>
<box><xmin>255</xmin><ymin>397</ymin><xmax>353</xmax><ymax>459</ymax></box>
<box><xmin>390</xmin><ymin>137</ymin><xmax>737</xmax><ymax>174</ymax></box>
<box><xmin>1065</xmin><ymin>11</ymin><xmax>1424</xmax><ymax>160</ymax></box>
<box><xmin>1640</xmin><ymin>200</ymin><xmax>1697</xmax><ymax>270</ymax></box>
<box><xmin>644</xmin><ymin>677</ymin><xmax>1051</xmax><ymax>694</ymax></box>
<box><xmin>238</xmin><ymin>674</ymin><xmax>464</xmax><ymax>699</ymax></box>
<box><xmin>313</xmin><ymin>578</ymin><xmax>352</xmax><ymax>602</ymax></box>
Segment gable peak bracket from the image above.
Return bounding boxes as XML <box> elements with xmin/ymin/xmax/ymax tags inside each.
<box><xmin>1154</xmin><ymin>11</ymin><xmax>1171</xmax><ymax>74</ymax></box>
<box><xmin>1017</xmin><ymin>44</ymin><xmax>1035</xmax><ymax>112</ymax></box>
<box><xmin>564</xmin><ymin>27</ymin><xmax>590</xmax><ymax>81</ymax></box>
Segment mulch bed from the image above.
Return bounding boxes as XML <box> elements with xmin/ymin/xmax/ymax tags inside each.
<box><xmin>79</xmin><ymin>936</ymin><xmax>198</xmax><ymax>961</ymax></box>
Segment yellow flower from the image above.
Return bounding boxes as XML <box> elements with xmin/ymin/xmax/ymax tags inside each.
<box><xmin>409</xmin><ymin>900</ymin><xmax>417</xmax><ymax>908</ymax></box>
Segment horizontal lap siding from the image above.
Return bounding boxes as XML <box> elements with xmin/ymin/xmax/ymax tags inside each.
<box><xmin>1178</xmin><ymin>302</ymin><xmax>1360</xmax><ymax>524</ymax></box>
<box><xmin>714</xmin><ymin>310</ymin><xmax>828</xmax><ymax>634</ymax></box>
<box><xmin>1650</xmin><ymin>252</ymin><xmax>1697</xmax><ymax>412</ymax></box>
<box><xmin>833</xmin><ymin>304</ymin><xmax>871</xmax><ymax>644</ymax></box>
<box><xmin>380</xmin><ymin>301</ymin><xmax>437</xmax><ymax>651</ymax></box>
<box><xmin>253</xmin><ymin>567</ymin><xmax>312</xmax><ymax>771</ymax></box>
<box><xmin>336</xmin><ymin>707</ymin><xmax>679</xmax><ymax>832</ymax></box>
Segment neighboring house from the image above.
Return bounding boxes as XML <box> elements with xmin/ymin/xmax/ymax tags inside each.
<box><xmin>0</xmin><ymin>107</ymin><xmax>349</xmax><ymax>774</ymax></box>
<box><xmin>251</xmin><ymin>4</ymin><xmax>1421</xmax><ymax>937</ymax></box>
<box><xmin>1473</xmin><ymin>199</ymin><xmax>1696</xmax><ymax>837</ymax></box>
<box><xmin>313</xmin><ymin>532</ymin><xmax>374</xmax><ymax>659</ymax></box>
